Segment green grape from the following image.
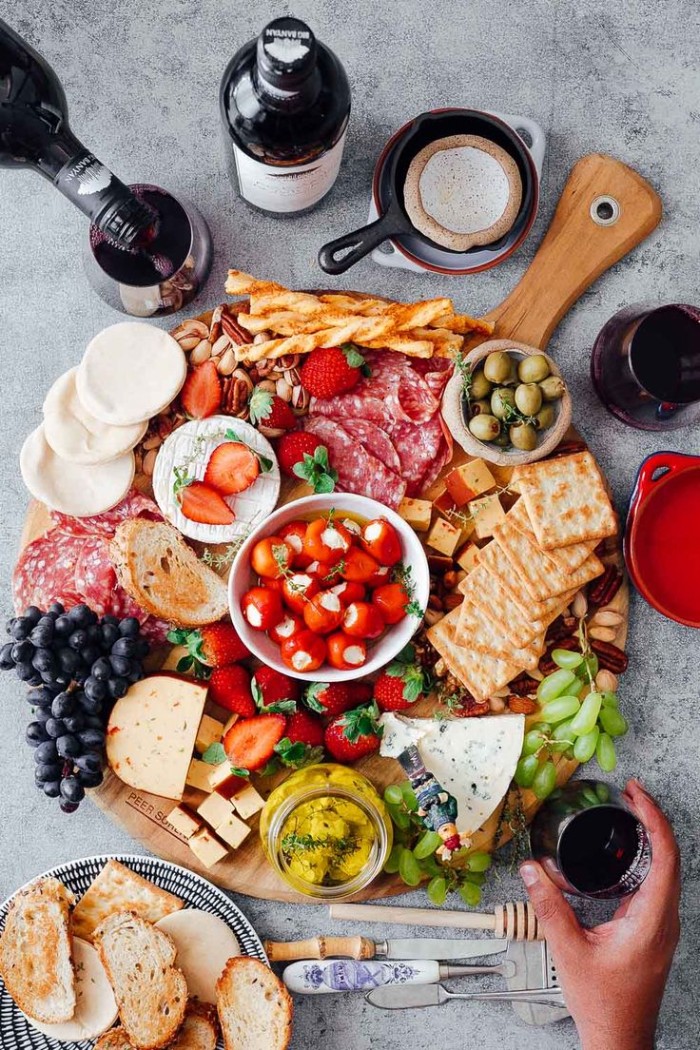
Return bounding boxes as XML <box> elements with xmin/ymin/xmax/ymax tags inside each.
<box><xmin>595</xmin><ymin>782</ymin><xmax>611</xmax><ymax>803</ymax></box>
<box><xmin>580</xmin><ymin>786</ymin><xmax>601</xmax><ymax>807</ymax></box>
<box><xmin>401</xmin><ymin>783</ymin><xmax>419</xmax><ymax>811</ymax></box>
<box><xmin>383</xmin><ymin>845</ymin><xmax>403</xmax><ymax>874</ymax></box>
<box><xmin>384</xmin><ymin>785</ymin><xmax>404</xmax><ymax>806</ymax></box>
<box><xmin>398</xmin><ymin>846</ymin><xmax>422</xmax><ymax>886</ymax></box>
<box><xmin>413</xmin><ymin>831</ymin><xmax>442</xmax><ymax>859</ymax></box>
<box><xmin>598</xmin><ymin>706</ymin><xmax>629</xmax><ymax>737</ymax></box>
<box><xmin>552</xmin><ymin>717</ymin><xmax>577</xmax><ymax>742</ymax></box>
<box><xmin>515</xmin><ymin>754</ymin><xmax>539</xmax><ymax>788</ymax></box>
<box><xmin>467</xmin><ymin>851</ymin><xmax>492</xmax><ymax>873</ymax></box>
<box><xmin>570</xmin><ymin>691</ymin><xmax>603</xmax><ymax>736</ymax></box>
<box><xmin>458</xmin><ymin>881</ymin><xmax>482</xmax><ymax>907</ymax></box>
<box><xmin>532</xmin><ymin>760</ymin><xmax>558</xmax><ymax>800</ymax></box>
<box><xmin>552</xmin><ymin>648</ymin><xmax>584</xmax><ymax>670</ymax></box>
<box><xmin>596</xmin><ymin>732</ymin><xmax>617</xmax><ymax>772</ymax></box>
<box><xmin>540</xmin><ymin>694</ymin><xmax>581</xmax><ymax>724</ymax></box>
<box><xmin>388</xmin><ymin>804</ymin><xmax>410</xmax><ymax>830</ymax></box>
<box><xmin>600</xmin><ymin>691</ymin><xmax>619</xmax><ymax>709</ymax></box>
<box><xmin>419</xmin><ymin>855</ymin><xmax>442</xmax><ymax>878</ymax></box>
<box><xmin>576</xmin><ymin>653</ymin><xmax>599</xmax><ymax>680</ymax></box>
<box><xmin>573</xmin><ymin>726</ymin><xmax>600</xmax><ymax>762</ymax></box>
<box><xmin>427</xmin><ymin>876</ymin><xmax>448</xmax><ymax>906</ymax></box>
<box><xmin>522</xmin><ymin>728</ymin><xmax>547</xmax><ymax>755</ymax></box>
<box><xmin>537</xmin><ymin>668</ymin><xmax>576</xmax><ymax>703</ymax></box>
<box><xmin>464</xmin><ymin>870</ymin><xmax>486</xmax><ymax>886</ymax></box>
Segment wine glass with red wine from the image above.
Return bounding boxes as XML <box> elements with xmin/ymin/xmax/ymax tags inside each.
<box><xmin>591</xmin><ymin>303</ymin><xmax>700</xmax><ymax>430</ymax></box>
<box><xmin>529</xmin><ymin>780</ymin><xmax>652</xmax><ymax>899</ymax></box>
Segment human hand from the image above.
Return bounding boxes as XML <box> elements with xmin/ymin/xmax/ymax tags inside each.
<box><xmin>520</xmin><ymin>780</ymin><xmax>680</xmax><ymax>1050</ymax></box>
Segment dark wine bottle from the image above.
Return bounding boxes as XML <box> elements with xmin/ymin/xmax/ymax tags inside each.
<box><xmin>0</xmin><ymin>17</ymin><xmax>151</xmax><ymax>245</ymax></box>
<box><xmin>220</xmin><ymin>17</ymin><xmax>351</xmax><ymax>215</ymax></box>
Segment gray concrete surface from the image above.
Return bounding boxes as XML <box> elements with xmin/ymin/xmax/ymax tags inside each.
<box><xmin>1</xmin><ymin>1</ymin><xmax>698</xmax><ymax>1047</ymax></box>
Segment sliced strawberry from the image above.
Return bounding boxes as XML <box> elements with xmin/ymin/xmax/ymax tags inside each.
<box><xmin>179</xmin><ymin>481</ymin><xmax>235</xmax><ymax>525</ymax></box>
<box><xmin>223</xmin><ymin>713</ymin><xmax>287</xmax><ymax>772</ymax></box>
<box><xmin>208</xmin><ymin>664</ymin><xmax>255</xmax><ymax>716</ymax></box>
<box><xmin>167</xmin><ymin>621</ymin><xmax>250</xmax><ymax>674</ymax></box>
<box><xmin>204</xmin><ymin>441</ymin><xmax>260</xmax><ymax>495</ymax></box>
<box><xmin>180</xmin><ymin>360</ymin><xmax>222</xmax><ymax>419</ymax></box>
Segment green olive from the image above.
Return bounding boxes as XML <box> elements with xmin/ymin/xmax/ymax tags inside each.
<box><xmin>514</xmin><ymin>383</ymin><xmax>543</xmax><ymax>416</ymax></box>
<box><xmin>483</xmin><ymin>351</ymin><xmax>513</xmax><ymax>384</ymax></box>
<box><xmin>470</xmin><ymin>398</ymin><xmax>492</xmax><ymax>417</ymax></box>
<box><xmin>535</xmin><ymin>404</ymin><xmax>555</xmax><ymax>430</ymax></box>
<box><xmin>492</xmin><ymin>431</ymin><xmax>511</xmax><ymax>447</ymax></box>
<box><xmin>490</xmin><ymin>387</ymin><xmax>516</xmax><ymax>420</ymax></box>
<box><xmin>539</xmin><ymin>375</ymin><xmax>566</xmax><ymax>401</ymax></box>
<box><xmin>518</xmin><ymin>354</ymin><xmax>551</xmax><ymax>384</ymax></box>
<box><xmin>469</xmin><ymin>368</ymin><xmax>492</xmax><ymax>400</ymax></box>
<box><xmin>469</xmin><ymin>413</ymin><xmax>501</xmax><ymax>442</ymax></box>
<box><xmin>509</xmin><ymin>422</ymin><xmax>538</xmax><ymax>450</ymax></box>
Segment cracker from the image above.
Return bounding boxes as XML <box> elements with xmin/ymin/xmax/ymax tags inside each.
<box><xmin>509</xmin><ymin>498</ymin><xmax>594</xmax><ymax>572</ymax></box>
<box><xmin>454</xmin><ymin>600</ymin><xmax>543</xmax><ymax>669</ymax></box>
<box><xmin>458</xmin><ymin>563</ymin><xmax>547</xmax><ymax>648</ymax></box>
<box><xmin>469</xmin><ymin>540</ymin><xmax>578</xmax><ymax>621</ymax></box>
<box><xmin>492</xmin><ymin>518</ymin><xmax>581</xmax><ymax>602</ymax></box>
<box><xmin>511</xmin><ymin>451</ymin><xmax>617</xmax><ymax>549</ymax></box>
<box><xmin>427</xmin><ymin>608</ymin><xmax>523</xmax><ymax>699</ymax></box>
<box><xmin>71</xmin><ymin>860</ymin><xmax>183</xmax><ymax>943</ymax></box>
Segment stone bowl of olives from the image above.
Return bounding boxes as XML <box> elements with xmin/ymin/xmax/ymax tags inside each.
<box><xmin>456</xmin><ymin>339</ymin><xmax>572</xmax><ymax>466</ymax></box>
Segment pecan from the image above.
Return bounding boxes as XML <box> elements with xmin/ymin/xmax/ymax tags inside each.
<box><xmin>221</xmin><ymin>309</ymin><xmax>252</xmax><ymax>346</ymax></box>
<box><xmin>590</xmin><ymin>639</ymin><xmax>628</xmax><ymax>673</ymax></box>
<box><xmin>507</xmin><ymin>695</ymin><xmax>538</xmax><ymax>714</ymax></box>
<box><xmin>546</xmin><ymin>616</ymin><xmax>578</xmax><ymax>642</ymax></box>
<box><xmin>443</xmin><ymin>593</ymin><xmax>462</xmax><ymax>611</ymax></box>
<box><xmin>539</xmin><ymin>636</ymin><xmax>578</xmax><ymax>675</ymax></box>
<box><xmin>589</xmin><ymin>566</ymin><xmax>623</xmax><ymax>607</ymax></box>
<box><xmin>221</xmin><ymin>370</ymin><xmax>253</xmax><ymax>418</ymax></box>
<box><xmin>428</xmin><ymin>594</ymin><xmax>444</xmax><ymax>611</ymax></box>
<box><xmin>509</xmin><ymin>673</ymin><xmax>540</xmax><ymax>696</ymax></box>
<box><xmin>451</xmin><ymin>696</ymin><xmax>490</xmax><ymax>718</ymax></box>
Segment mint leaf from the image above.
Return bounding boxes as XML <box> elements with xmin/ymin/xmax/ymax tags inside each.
<box><xmin>230</xmin><ymin>766</ymin><xmax>250</xmax><ymax>778</ymax></box>
<box><xmin>167</xmin><ymin>629</ymin><xmax>189</xmax><ymax>645</ymax></box>
<box><xmin>176</xmin><ymin>654</ymin><xmax>194</xmax><ymax>673</ymax></box>
<box><xmin>202</xmin><ymin>742</ymin><xmax>227</xmax><ymax>765</ymax></box>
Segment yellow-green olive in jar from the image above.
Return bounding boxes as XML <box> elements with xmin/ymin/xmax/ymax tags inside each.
<box><xmin>491</xmin><ymin>387</ymin><xmax>516</xmax><ymax>419</ymax></box>
<box><xmin>469</xmin><ymin>413</ymin><xmax>501</xmax><ymax>441</ymax></box>
<box><xmin>514</xmin><ymin>383</ymin><xmax>543</xmax><ymax>416</ymax></box>
<box><xmin>469</xmin><ymin>368</ymin><xmax>492</xmax><ymax>400</ymax></box>
<box><xmin>539</xmin><ymin>375</ymin><xmax>566</xmax><ymax>401</ymax></box>
<box><xmin>470</xmin><ymin>398</ymin><xmax>492</xmax><ymax>417</ymax></box>
<box><xmin>510</xmin><ymin>422</ymin><xmax>538</xmax><ymax>450</ymax></box>
<box><xmin>483</xmin><ymin>351</ymin><xmax>513</xmax><ymax>384</ymax></box>
<box><xmin>535</xmin><ymin>404</ymin><xmax>555</xmax><ymax>430</ymax></box>
<box><xmin>517</xmin><ymin>354</ymin><xmax>551</xmax><ymax>384</ymax></box>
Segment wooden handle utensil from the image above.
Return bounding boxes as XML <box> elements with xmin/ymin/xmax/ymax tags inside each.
<box><xmin>265</xmin><ymin>936</ymin><xmax>376</xmax><ymax>962</ymax></box>
<box><xmin>328</xmin><ymin>901</ymin><xmax>542</xmax><ymax>941</ymax></box>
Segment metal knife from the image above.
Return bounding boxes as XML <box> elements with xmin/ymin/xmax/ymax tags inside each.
<box><xmin>366</xmin><ymin>983</ymin><xmax>567</xmax><ymax>1010</ymax></box>
<box><xmin>264</xmin><ymin>935</ymin><xmax>509</xmax><ymax>962</ymax></box>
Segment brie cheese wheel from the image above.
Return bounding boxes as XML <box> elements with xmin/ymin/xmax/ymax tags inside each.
<box><xmin>20</xmin><ymin>424</ymin><xmax>135</xmax><ymax>516</ymax></box>
<box><xmin>152</xmin><ymin>416</ymin><xmax>280</xmax><ymax>544</ymax></box>
<box><xmin>43</xmin><ymin>366</ymin><xmax>147</xmax><ymax>464</ymax></box>
<box><xmin>380</xmin><ymin>713</ymin><xmax>525</xmax><ymax>834</ymax></box>
<box><xmin>76</xmin><ymin>322</ymin><xmax>187</xmax><ymax>425</ymax></box>
<box><xmin>23</xmin><ymin>938</ymin><xmax>118</xmax><ymax>1041</ymax></box>
<box><xmin>156</xmin><ymin>909</ymin><xmax>240</xmax><ymax>1002</ymax></box>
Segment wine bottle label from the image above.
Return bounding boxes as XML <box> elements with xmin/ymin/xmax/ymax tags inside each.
<box><xmin>232</xmin><ymin>132</ymin><xmax>347</xmax><ymax>213</ymax></box>
<box><xmin>55</xmin><ymin>151</ymin><xmax>114</xmax><ymax>202</ymax></box>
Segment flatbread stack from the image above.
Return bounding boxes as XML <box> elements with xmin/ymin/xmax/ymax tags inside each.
<box><xmin>427</xmin><ymin>452</ymin><xmax>617</xmax><ymax>699</ymax></box>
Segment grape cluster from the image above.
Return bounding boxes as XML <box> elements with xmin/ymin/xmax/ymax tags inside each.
<box><xmin>0</xmin><ymin>603</ymin><xmax>149</xmax><ymax>813</ymax></box>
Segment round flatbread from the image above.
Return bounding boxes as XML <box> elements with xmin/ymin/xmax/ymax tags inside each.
<box><xmin>76</xmin><ymin>322</ymin><xmax>187</xmax><ymax>426</ymax></box>
<box><xmin>43</xmin><ymin>367</ymin><xmax>147</xmax><ymax>465</ymax></box>
<box><xmin>20</xmin><ymin>424</ymin><xmax>135</xmax><ymax>517</ymax></box>
<box><xmin>24</xmin><ymin>938</ymin><xmax>118</xmax><ymax>1042</ymax></box>
<box><xmin>156</xmin><ymin>909</ymin><xmax>240</xmax><ymax>1003</ymax></box>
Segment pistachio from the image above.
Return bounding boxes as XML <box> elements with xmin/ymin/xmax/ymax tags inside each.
<box><xmin>190</xmin><ymin>338</ymin><xmax>212</xmax><ymax>364</ymax></box>
<box><xmin>142</xmin><ymin>434</ymin><xmax>162</xmax><ymax>451</ymax></box>
<box><xmin>208</xmin><ymin>305</ymin><xmax>224</xmax><ymax>344</ymax></box>
<box><xmin>142</xmin><ymin>448</ymin><xmax>158</xmax><ymax>476</ymax></box>
<box><xmin>253</xmin><ymin>332</ymin><xmax>273</xmax><ymax>345</ymax></box>
<box><xmin>291</xmin><ymin>384</ymin><xmax>310</xmax><ymax>414</ymax></box>
<box><xmin>277</xmin><ymin>354</ymin><xmax>300</xmax><ymax>371</ymax></box>
<box><xmin>571</xmin><ymin>591</ymin><xmax>588</xmax><ymax>619</ymax></box>
<box><xmin>434</xmin><ymin>658</ymin><xmax>447</xmax><ymax>677</ymax></box>
<box><xmin>595</xmin><ymin>669</ymin><xmax>619</xmax><ymax>692</ymax></box>
<box><xmin>276</xmin><ymin>377</ymin><xmax>293</xmax><ymax>402</ymax></box>
<box><xmin>588</xmin><ymin>625</ymin><xmax>617</xmax><ymax>642</ymax></box>
<box><xmin>217</xmin><ymin>348</ymin><xmax>237</xmax><ymax>376</ymax></box>
<box><xmin>255</xmin><ymin>378</ymin><xmax>277</xmax><ymax>395</ymax></box>
<box><xmin>591</xmin><ymin>609</ymin><xmax>623</xmax><ymax>627</ymax></box>
<box><xmin>177</xmin><ymin>335</ymin><xmax>201</xmax><ymax>351</ymax></box>
<box><xmin>211</xmin><ymin>334</ymin><xmax>231</xmax><ymax>358</ymax></box>
<box><xmin>284</xmin><ymin>366</ymin><xmax>301</xmax><ymax>387</ymax></box>
<box><xmin>488</xmin><ymin>696</ymin><xmax>506</xmax><ymax>713</ymax></box>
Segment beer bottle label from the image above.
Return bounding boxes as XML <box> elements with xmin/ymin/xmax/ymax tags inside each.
<box><xmin>232</xmin><ymin>131</ymin><xmax>347</xmax><ymax>213</ymax></box>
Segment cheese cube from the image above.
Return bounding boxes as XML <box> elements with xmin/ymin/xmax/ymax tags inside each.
<box><xmin>398</xmin><ymin>497</ymin><xmax>432</xmax><ymax>531</ymax></box>
<box><xmin>188</xmin><ymin>827</ymin><xmax>229</xmax><ymax>868</ymax></box>
<box><xmin>206</xmin><ymin>761</ymin><xmax>243</xmax><ymax>794</ymax></box>
<box><xmin>186</xmin><ymin>759</ymin><xmax>216</xmax><ymax>793</ymax></box>
<box><xmin>197</xmin><ymin>791</ymin><xmax>235</xmax><ymax>829</ymax></box>
<box><xmin>166</xmin><ymin>805</ymin><xmax>201</xmax><ymax>840</ymax></box>
<box><xmin>433</xmin><ymin>486</ymin><xmax>456</xmax><ymax>514</ymax></box>
<box><xmin>195</xmin><ymin>715</ymin><xmax>225</xmax><ymax>755</ymax></box>
<box><xmin>223</xmin><ymin>713</ymin><xmax>239</xmax><ymax>735</ymax></box>
<box><xmin>216</xmin><ymin>772</ymin><xmax>250</xmax><ymax>799</ymax></box>
<box><xmin>426</xmin><ymin>517</ymin><xmax>462</xmax><ymax>557</ymax></box>
<box><xmin>448</xmin><ymin>459</ymin><xmax>496</xmax><ymax>502</ymax></box>
<box><xmin>230</xmin><ymin>782</ymin><xmax>265</xmax><ymax>820</ymax></box>
<box><xmin>468</xmin><ymin>494</ymin><xmax>506</xmax><ymax>539</ymax></box>
<box><xmin>457</xmin><ymin>543</ymin><xmax>480</xmax><ymax>573</ymax></box>
<box><xmin>216</xmin><ymin>812</ymin><xmax>251</xmax><ymax>850</ymax></box>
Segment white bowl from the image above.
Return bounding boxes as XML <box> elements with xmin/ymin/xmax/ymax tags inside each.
<box><xmin>228</xmin><ymin>493</ymin><xmax>430</xmax><ymax>682</ymax></box>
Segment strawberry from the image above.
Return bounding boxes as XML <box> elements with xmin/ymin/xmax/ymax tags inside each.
<box><xmin>348</xmin><ymin>681</ymin><xmax>373</xmax><ymax>706</ymax></box>
<box><xmin>373</xmin><ymin>645</ymin><xmax>430</xmax><ymax>712</ymax></box>
<box><xmin>252</xmin><ymin>665</ymin><xmax>300</xmax><ymax>713</ymax></box>
<box><xmin>324</xmin><ymin>702</ymin><xmax>382</xmax><ymax>762</ymax></box>
<box><xmin>208</xmin><ymin>664</ymin><xmax>255</xmax><ymax>717</ymax></box>
<box><xmin>304</xmin><ymin>681</ymin><xmax>357</xmax><ymax>718</ymax></box>
<box><xmin>272</xmin><ymin>710</ymin><xmax>326</xmax><ymax>771</ymax></box>
<box><xmin>223</xmin><ymin>713</ymin><xmax>287</xmax><ymax>773</ymax></box>
<box><xmin>299</xmin><ymin>344</ymin><xmax>367</xmax><ymax>399</ymax></box>
<box><xmin>178</xmin><ymin>480</ymin><xmax>235</xmax><ymax>525</ymax></box>
<box><xmin>204</xmin><ymin>441</ymin><xmax>259</xmax><ymax>495</ymax></box>
<box><xmin>277</xmin><ymin>434</ymin><xmax>338</xmax><ymax>494</ymax></box>
<box><xmin>249</xmin><ymin>389</ymin><xmax>296</xmax><ymax>432</ymax></box>
<box><xmin>167</xmin><ymin>622</ymin><xmax>251</xmax><ymax>675</ymax></box>
<box><xmin>180</xmin><ymin>360</ymin><xmax>222</xmax><ymax>419</ymax></box>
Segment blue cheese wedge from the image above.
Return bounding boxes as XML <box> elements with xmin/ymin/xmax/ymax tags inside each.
<box><xmin>380</xmin><ymin>713</ymin><xmax>525</xmax><ymax>834</ymax></box>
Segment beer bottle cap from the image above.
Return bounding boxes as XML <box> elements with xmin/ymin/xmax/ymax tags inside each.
<box><xmin>256</xmin><ymin>17</ymin><xmax>317</xmax><ymax>89</ymax></box>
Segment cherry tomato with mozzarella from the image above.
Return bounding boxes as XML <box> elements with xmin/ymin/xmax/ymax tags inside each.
<box><xmin>250</xmin><ymin>536</ymin><xmax>293</xmax><ymax>579</ymax></box>
<box><xmin>326</xmin><ymin>631</ymin><xmax>367</xmax><ymax>671</ymax></box>
<box><xmin>303</xmin><ymin>590</ymin><xmax>344</xmax><ymax>635</ymax></box>
<box><xmin>241</xmin><ymin>586</ymin><xmax>283</xmax><ymax>631</ymax></box>
<box><xmin>302</xmin><ymin>517</ymin><xmax>353</xmax><ymax>564</ymax></box>
<box><xmin>279</xmin><ymin>521</ymin><xmax>313</xmax><ymax>568</ymax></box>
<box><xmin>259</xmin><ymin>575</ymin><xmax>284</xmax><ymax>593</ymax></box>
<box><xmin>361</xmin><ymin>519</ymin><xmax>402</xmax><ymax>565</ymax></box>
<box><xmin>280</xmin><ymin>630</ymin><xmax>327</xmax><ymax>673</ymax></box>
<box><xmin>316</xmin><ymin>559</ymin><xmax>345</xmax><ymax>587</ymax></box>
<box><xmin>341</xmin><ymin>546</ymin><xmax>379</xmax><ymax>584</ymax></box>
<box><xmin>371</xmin><ymin>582</ymin><xmax>409</xmax><ymax>624</ymax></box>
<box><xmin>330</xmin><ymin>580</ymin><xmax>366</xmax><ymax>605</ymax></box>
<box><xmin>282</xmin><ymin>572</ymin><xmax>320</xmax><ymax>614</ymax></box>
<box><xmin>365</xmin><ymin>563</ymin><xmax>392</xmax><ymax>589</ymax></box>
<box><xmin>342</xmin><ymin>601</ymin><xmax>385</xmax><ymax>640</ymax></box>
<box><xmin>269</xmin><ymin>611</ymin><xmax>304</xmax><ymax>645</ymax></box>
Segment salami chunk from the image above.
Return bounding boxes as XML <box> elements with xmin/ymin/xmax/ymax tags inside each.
<box><xmin>50</xmin><ymin>488</ymin><xmax>161</xmax><ymax>537</ymax></box>
<box><xmin>74</xmin><ymin>536</ymin><xmax>118</xmax><ymax>617</ymax></box>
<box><xmin>341</xmin><ymin>419</ymin><xmax>402</xmax><ymax>473</ymax></box>
<box><xmin>390</xmin><ymin>415</ymin><xmax>448</xmax><ymax>497</ymax></box>
<box><xmin>12</xmin><ymin>532</ymin><xmax>88</xmax><ymax>613</ymax></box>
<box><xmin>304</xmin><ymin>417</ymin><xmax>407</xmax><ymax>508</ymax></box>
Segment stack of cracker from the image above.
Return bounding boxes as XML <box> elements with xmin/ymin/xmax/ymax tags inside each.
<box><xmin>427</xmin><ymin>452</ymin><xmax>618</xmax><ymax>700</ymax></box>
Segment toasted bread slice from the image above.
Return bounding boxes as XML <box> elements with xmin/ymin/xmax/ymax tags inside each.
<box><xmin>111</xmin><ymin>520</ymin><xmax>228</xmax><ymax>627</ymax></box>
<box><xmin>217</xmin><ymin>957</ymin><xmax>292</xmax><ymax>1050</ymax></box>
<box><xmin>96</xmin><ymin>1001</ymin><xmax>219</xmax><ymax>1050</ymax></box>
<box><xmin>94</xmin><ymin>911</ymin><xmax>187</xmax><ymax>1049</ymax></box>
<box><xmin>0</xmin><ymin>876</ymin><xmax>76</xmax><ymax>1023</ymax></box>
<box><xmin>72</xmin><ymin>859</ymin><xmax>183</xmax><ymax>943</ymax></box>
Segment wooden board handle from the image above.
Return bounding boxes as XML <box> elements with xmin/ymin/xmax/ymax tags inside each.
<box><xmin>483</xmin><ymin>153</ymin><xmax>662</xmax><ymax>350</ymax></box>
<box><xmin>264</xmin><ymin>936</ymin><xmax>375</xmax><ymax>961</ymax></box>
<box><xmin>329</xmin><ymin>902</ymin><xmax>497</xmax><ymax>932</ymax></box>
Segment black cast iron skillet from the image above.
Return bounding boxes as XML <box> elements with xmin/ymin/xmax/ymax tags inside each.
<box><xmin>318</xmin><ymin>108</ymin><xmax>536</xmax><ymax>275</ymax></box>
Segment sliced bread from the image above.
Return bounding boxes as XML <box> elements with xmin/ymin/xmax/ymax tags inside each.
<box><xmin>96</xmin><ymin>1001</ymin><xmax>219</xmax><ymax>1050</ymax></box>
<box><xmin>217</xmin><ymin>957</ymin><xmax>292</xmax><ymax>1050</ymax></box>
<box><xmin>0</xmin><ymin>876</ymin><xmax>76</xmax><ymax>1023</ymax></box>
<box><xmin>111</xmin><ymin>519</ymin><xmax>228</xmax><ymax>627</ymax></box>
<box><xmin>93</xmin><ymin>911</ymin><xmax>187</xmax><ymax>1049</ymax></box>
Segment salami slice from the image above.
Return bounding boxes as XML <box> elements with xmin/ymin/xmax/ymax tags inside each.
<box><xmin>304</xmin><ymin>417</ymin><xmax>407</xmax><ymax>508</ymax></box>
<box><xmin>309</xmin><ymin>391</ymin><xmax>389</xmax><ymax>425</ymax></box>
<box><xmin>411</xmin><ymin>356</ymin><xmax>454</xmax><ymax>399</ymax></box>
<box><xmin>50</xmin><ymin>488</ymin><xmax>161</xmax><ymax>537</ymax></box>
<box><xmin>390</xmin><ymin>415</ymin><xmax>447</xmax><ymax>497</ymax></box>
<box><xmin>12</xmin><ymin>531</ymin><xmax>88</xmax><ymax>613</ymax></box>
<box><xmin>74</xmin><ymin>536</ymin><xmax>118</xmax><ymax>617</ymax></box>
<box><xmin>341</xmin><ymin>419</ymin><xmax>402</xmax><ymax>473</ymax></box>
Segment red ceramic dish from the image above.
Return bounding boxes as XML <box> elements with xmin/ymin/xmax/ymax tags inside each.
<box><xmin>624</xmin><ymin>452</ymin><xmax>700</xmax><ymax>627</ymax></box>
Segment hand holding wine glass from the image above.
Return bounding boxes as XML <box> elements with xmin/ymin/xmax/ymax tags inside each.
<box><xmin>520</xmin><ymin>780</ymin><xmax>680</xmax><ymax>1050</ymax></box>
